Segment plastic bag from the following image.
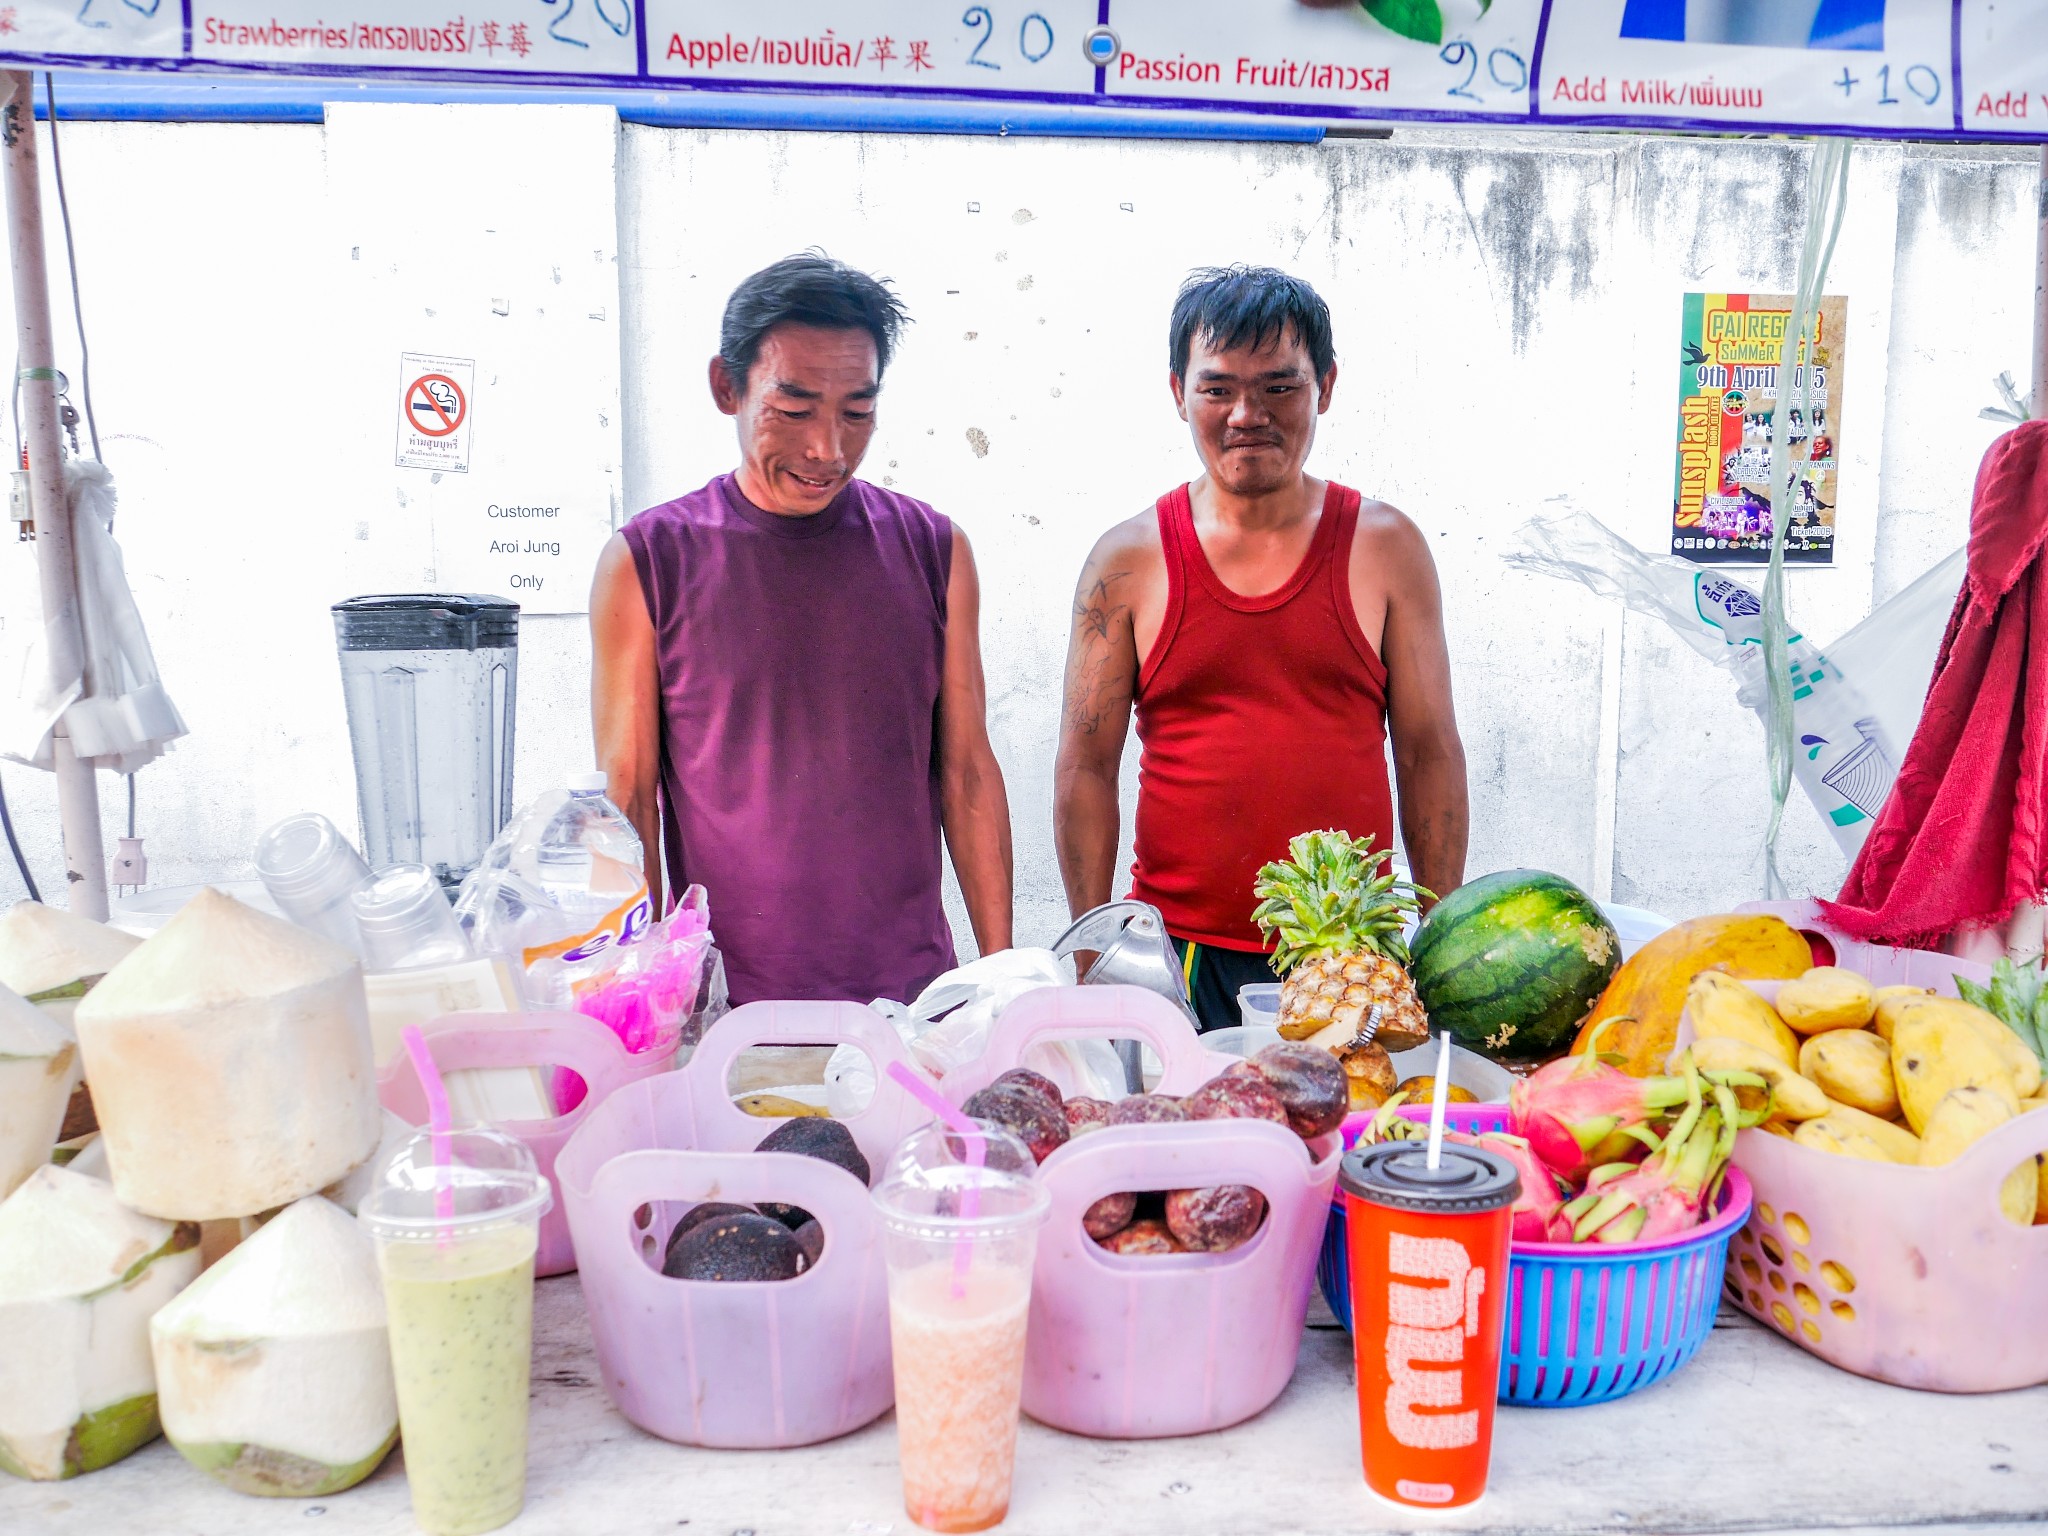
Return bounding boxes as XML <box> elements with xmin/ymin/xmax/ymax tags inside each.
<box><xmin>1505</xmin><ymin>513</ymin><xmax>1954</xmax><ymax>857</ymax></box>
<box><xmin>824</xmin><ymin>949</ymin><xmax>1123</xmax><ymax>1116</ymax></box>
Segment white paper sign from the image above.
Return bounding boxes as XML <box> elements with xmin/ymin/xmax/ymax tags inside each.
<box><xmin>1958</xmin><ymin>0</ymin><xmax>2048</xmax><ymax>133</ymax></box>
<box><xmin>2</xmin><ymin>0</ymin><xmax>181</xmax><ymax>59</ymax></box>
<box><xmin>395</xmin><ymin>352</ymin><xmax>475</xmax><ymax>474</ymax></box>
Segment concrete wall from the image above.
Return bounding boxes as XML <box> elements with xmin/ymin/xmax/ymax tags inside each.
<box><xmin>0</xmin><ymin>114</ymin><xmax>2036</xmax><ymax>960</ymax></box>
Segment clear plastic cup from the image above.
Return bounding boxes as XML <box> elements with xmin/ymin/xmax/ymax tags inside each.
<box><xmin>872</xmin><ymin>1121</ymin><xmax>1049</xmax><ymax>1534</ymax></box>
<box><xmin>358</xmin><ymin>1126</ymin><xmax>553</xmax><ymax>1536</ymax></box>
<box><xmin>352</xmin><ymin>863</ymin><xmax>472</xmax><ymax>971</ymax></box>
<box><xmin>255</xmin><ymin>811</ymin><xmax>371</xmax><ymax>954</ymax></box>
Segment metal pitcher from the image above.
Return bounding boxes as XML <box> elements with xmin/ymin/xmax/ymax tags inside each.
<box><xmin>1051</xmin><ymin>900</ymin><xmax>1198</xmax><ymax>1091</ymax></box>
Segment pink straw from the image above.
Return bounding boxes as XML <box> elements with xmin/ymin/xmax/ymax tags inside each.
<box><xmin>400</xmin><ymin>1025</ymin><xmax>455</xmax><ymax>1225</ymax></box>
<box><xmin>885</xmin><ymin>1062</ymin><xmax>984</xmax><ymax>1298</ymax></box>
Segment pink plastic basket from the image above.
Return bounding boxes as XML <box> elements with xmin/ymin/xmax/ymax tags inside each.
<box><xmin>555</xmin><ymin>1000</ymin><xmax>936</xmax><ymax>1448</ymax></box>
<box><xmin>378</xmin><ymin>1010</ymin><xmax>677</xmax><ymax>1277</ymax></box>
<box><xmin>1712</xmin><ymin>902</ymin><xmax>2048</xmax><ymax>1392</ymax></box>
<box><xmin>947</xmin><ymin>986</ymin><xmax>1341</xmax><ymax>1439</ymax></box>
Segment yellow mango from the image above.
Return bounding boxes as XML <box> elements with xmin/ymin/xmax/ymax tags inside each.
<box><xmin>1693</xmin><ymin>1035</ymin><xmax>1830</xmax><ymax>1119</ymax></box>
<box><xmin>1798</xmin><ymin>1029</ymin><xmax>1899</xmax><ymax>1119</ymax></box>
<box><xmin>1793</xmin><ymin>1119</ymin><xmax>1892</xmax><ymax>1162</ymax></box>
<box><xmin>1570</xmin><ymin>914</ymin><xmax>1812</xmax><ymax>1076</ymax></box>
<box><xmin>1887</xmin><ymin>996</ymin><xmax>2042</xmax><ymax>1099</ymax></box>
<box><xmin>1891</xmin><ymin>1014</ymin><xmax>2021</xmax><ymax>1133</ymax></box>
<box><xmin>2037</xmin><ymin>1153</ymin><xmax>2048</xmax><ymax>1222</ymax></box>
<box><xmin>1917</xmin><ymin>1087</ymin><xmax>2035</xmax><ymax>1227</ymax></box>
<box><xmin>1686</xmin><ymin>972</ymin><xmax>1800</xmax><ymax>1070</ymax></box>
<box><xmin>1808</xmin><ymin>1101</ymin><xmax>1922</xmax><ymax>1163</ymax></box>
<box><xmin>1776</xmin><ymin>966</ymin><xmax>1877</xmax><ymax>1035</ymax></box>
<box><xmin>1755</xmin><ymin>1118</ymin><xmax>1796</xmax><ymax>1139</ymax></box>
<box><xmin>1870</xmin><ymin>986</ymin><xmax>1934</xmax><ymax>1041</ymax></box>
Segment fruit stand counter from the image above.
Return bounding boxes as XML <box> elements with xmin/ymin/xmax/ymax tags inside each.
<box><xmin>3</xmin><ymin>1277</ymin><xmax>2040</xmax><ymax>1536</ymax></box>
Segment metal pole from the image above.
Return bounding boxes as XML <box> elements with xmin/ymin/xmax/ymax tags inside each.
<box><xmin>2034</xmin><ymin>145</ymin><xmax>2048</xmax><ymax>418</ymax></box>
<box><xmin>3</xmin><ymin>72</ymin><xmax>105</xmax><ymax>919</ymax></box>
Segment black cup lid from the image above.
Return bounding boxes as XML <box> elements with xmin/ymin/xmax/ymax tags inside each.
<box><xmin>1338</xmin><ymin>1140</ymin><xmax>1520</xmax><ymax>1214</ymax></box>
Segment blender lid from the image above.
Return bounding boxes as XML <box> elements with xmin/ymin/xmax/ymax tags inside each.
<box><xmin>333</xmin><ymin>593</ymin><xmax>519</xmax><ymax>651</ymax></box>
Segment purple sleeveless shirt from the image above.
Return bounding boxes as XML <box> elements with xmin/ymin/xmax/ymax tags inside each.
<box><xmin>622</xmin><ymin>473</ymin><xmax>957</xmax><ymax>1006</ymax></box>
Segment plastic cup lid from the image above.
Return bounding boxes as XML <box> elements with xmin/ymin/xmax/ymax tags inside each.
<box><xmin>871</xmin><ymin>1120</ymin><xmax>1049</xmax><ymax>1236</ymax></box>
<box><xmin>1338</xmin><ymin>1140</ymin><xmax>1520</xmax><ymax>1215</ymax></box>
<box><xmin>357</xmin><ymin>1124</ymin><xmax>553</xmax><ymax>1240</ymax></box>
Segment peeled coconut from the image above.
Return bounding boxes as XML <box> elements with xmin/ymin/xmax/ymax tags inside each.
<box><xmin>72</xmin><ymin>889</ymin><xmax>380</xmax><ymax>1222</ymax></box>
<box><xmin>0</xmin><ymin>901</ymin><xmax>141</xmax><ymax>1030</ymax></box>
<box><xmin>151</xmin><ymin>1196</ymin><xmax>397</xmax><ymax>1496</ymax></box>
<box><xmin>0</xmin><ymin>1164</ymin><xmax>201</xmax><ymax>1480</ymax></box>
<box><xmin>321</xmin><ymin>1109</ymin><xmax>410</xmax><ymax>1217</ymax></box>
<box><xmin>1</xmin><ymin>984</ymin><xmax>80</xmax><ymax>1200</ymax></box>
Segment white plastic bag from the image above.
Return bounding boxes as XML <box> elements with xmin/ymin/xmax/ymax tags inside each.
<box><xmin>1506</xmin><ymin>513</ymin><xmax>1954</xmax><ymax>856</ymax></box>
<box><xmin>824</xmin><ymin>949</ymin><xmax>1123</xmax><ymax>1116</ymax></box>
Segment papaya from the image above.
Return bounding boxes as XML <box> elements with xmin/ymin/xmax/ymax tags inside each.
<box><xmin>1776</xmin><ymin>967</ymin><xmax>1877</xmax><ymax>1035</ymax></box>
<box><xmin>1571</xmin><ymin>914</ymin><xmax>1811</xmax><ymax>1076</ymax></box>
<box><xmin>1685</xmin><ymin>972</ymin><xmax>1801</xmax><ymax>1070</ymax></box>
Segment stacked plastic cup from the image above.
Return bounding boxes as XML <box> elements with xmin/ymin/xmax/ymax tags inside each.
<box><xmin>872</xmin><ymin>1121</ymin><xmax>1050</xmax><ymax>1534</ymax></box>
<box><xmin>358</xmin><ymin>1125</ymin><xmax>553</xmax><ymax>1536</ymax></box>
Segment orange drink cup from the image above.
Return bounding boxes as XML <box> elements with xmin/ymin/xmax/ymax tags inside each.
<box><xmin>1339</xmin><ymin>1141</ymin><xmax>1518</xmax><ymax>1513</ymax></box>
<box><xmin>873</xmin><ymin>1121</ymin><xmax>1048</xmax><ymax>1534</ymax></box>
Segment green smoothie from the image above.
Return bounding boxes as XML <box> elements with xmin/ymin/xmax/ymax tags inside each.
<box><xmin>378</xmin><ymin>1223</ymin><xmax>538</xmax><ymax>1536</ymax></box>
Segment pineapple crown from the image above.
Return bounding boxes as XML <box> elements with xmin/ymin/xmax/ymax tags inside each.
<box><xmin>1250</xmin><ymin>829</ymin><xmax>1428</xmax><ymax>977</ymax></box>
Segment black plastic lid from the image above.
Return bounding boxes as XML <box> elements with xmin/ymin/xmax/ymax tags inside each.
<box><xmin>1338</xmin><ymin>1141</ymin><xmax>1520</xmax><ymax>1215</ymax></box>
<box><xmin>332</xmin><ymin>594</ymin><xmax>519</xmax><ymax>652</ymax></box>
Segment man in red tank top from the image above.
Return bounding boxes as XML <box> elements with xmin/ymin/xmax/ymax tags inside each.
<box><xmin>1053</xmin><ymin>266</ymin><xmax>1469</xmax><ymax>1030</ymax></box>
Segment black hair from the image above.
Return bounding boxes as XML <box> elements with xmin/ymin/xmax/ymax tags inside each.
<box><xmin>719</xmin><ymin>252</ymin><xmax>910</xmax><ymax>392</ymax></box>
<box><xmin>1169</xmin><ymin>265</ymin><xmax>1335</xmax><ymax>382</ymax></box>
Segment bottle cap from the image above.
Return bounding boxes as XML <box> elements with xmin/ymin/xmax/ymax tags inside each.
<box><xmin>566</xmin><ymin>771</ymin><xmax>608</xmax><ymax>795</ymax></box>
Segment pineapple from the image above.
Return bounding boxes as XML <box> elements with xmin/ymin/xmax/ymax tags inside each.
<box><xmin>1252</xmin><ymin>830</ymin><xmax>1432</xmax><ymax>1056</ymax></box>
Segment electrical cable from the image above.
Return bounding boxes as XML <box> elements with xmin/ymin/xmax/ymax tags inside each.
<box><xmin>125</xmin><ymin>771</ymin><xmax>134</xmax><ymax>839</ymax></box>
<box><xmin>42</xmin><ymin>72</ymin><xmax>99</xmax><ymax>460</ymax></box>
<box><xmin>0</xmin><ymin>770</ymin><xmax>41</xmax><ymax>903</ymax></box>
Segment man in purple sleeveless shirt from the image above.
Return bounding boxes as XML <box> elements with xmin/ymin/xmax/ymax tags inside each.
<box><xmin>590</xmin><ymin>255</ymin><xmax>1014</xmax><ymax>1005</ymax></box>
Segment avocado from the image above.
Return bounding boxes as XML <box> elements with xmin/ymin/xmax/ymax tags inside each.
<box><xmin>661</xmin><ymin>1202</ymin><xmax>757</xmax><ymax>1273</ymax></box>
<box><xmin>754</xmin><ymin>1118</ymin><xmax>870</xmax><ymax>1227</ymax></box>
<box><xmin>660</xmin><ymin>1210</ymin><xmax>810</xmax><ymax>1282</ymax></box>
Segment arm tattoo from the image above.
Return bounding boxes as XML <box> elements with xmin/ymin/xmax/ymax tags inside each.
<box><xmin>1064</xmin><ymin>569</ymin><xmax>1135</xmax><ymax>738</ymax></box>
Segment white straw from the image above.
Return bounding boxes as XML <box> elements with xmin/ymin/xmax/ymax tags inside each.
<box><xmin>1425</xmin><ymin>1030</ymin><xmax>1454</xmax><ymax>1170</ymax></box>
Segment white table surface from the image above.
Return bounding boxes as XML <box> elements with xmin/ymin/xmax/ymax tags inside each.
<box><xmin>4</xmin><ymin>1277</ymin><xmax>2040</xmax><ymax>1536</ymax></box>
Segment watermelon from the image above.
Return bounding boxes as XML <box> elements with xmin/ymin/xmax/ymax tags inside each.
<box><xmin>1408</xmin><ymin>870</ymin><xmax>1620</xmax><ymax>1062</ymax></box>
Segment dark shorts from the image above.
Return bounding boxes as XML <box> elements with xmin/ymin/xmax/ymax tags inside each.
<box><xmin>1171</xmin><ymin>937</ymin><xmax>1278</xmax><ymax>1034</ymax></box>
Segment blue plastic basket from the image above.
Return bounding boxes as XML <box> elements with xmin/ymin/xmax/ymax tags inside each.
<box><xmin>1317</xmin><ymin>1104</ymin><xmax>1750</xmax><ymax>1407</ymax></box>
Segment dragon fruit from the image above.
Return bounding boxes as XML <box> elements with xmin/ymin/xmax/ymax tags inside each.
<box><xmin>1508</xmin><ymin>1052</ymin><xmax>1696</xmax><ymax>1186</ymax></box>
<box><xmin>1563</xmin><ymin>1074</ymin><xmax>1749</xmax><ymax>1243</ymax></box>
<box><xmin>1447</xmin><ymin>1129</ymin><xmax>1564</xmax><ymax>1243</ymax></box>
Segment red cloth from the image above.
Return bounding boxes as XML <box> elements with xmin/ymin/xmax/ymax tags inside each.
<box><xmin>1822</xmin><ymin>420</ymin><xmax>2048</xmax><ymax>947</ymax></box>
<box><xmin>1128</xmin><ymin>482</ymin><xmax>1395</xmax><ymax>951</ymax></box>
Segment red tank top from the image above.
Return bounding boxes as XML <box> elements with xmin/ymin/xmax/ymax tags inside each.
<box><xmin>1129</xmin><ymin>482</ymin><xmax>1394</xmax><ymax>952</ymax></box>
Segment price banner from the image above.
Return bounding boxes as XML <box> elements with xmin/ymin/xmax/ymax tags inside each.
<box><xmin>645</xmin><ymin>0</ymin><xmax>1100</xmax><ymax>95</ymax></box>
<box><xmin>192</xmin><ymin>0</ymin><xmax>638</xmax><ymax>78</ymax></box>
<box><xmin>0</xmin><ymin>0</ymin><xmax>2040</xmax><ymax>142</ymax></box>
<box><xmin>1103</xmin><ymin>0</ymin><xmax>1542</xmax><ymax>122</ymax></box>
<box><xmin>1539</xmin><ymin>0</ymin><xmax>1955</xmax><ymax>135</ymax></box>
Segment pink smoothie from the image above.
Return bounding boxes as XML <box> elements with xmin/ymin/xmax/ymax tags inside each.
<box><xmin>887</xmin><ymin>1262</ymin><xmax>1032</xmax><ymax>1533</ymax></box>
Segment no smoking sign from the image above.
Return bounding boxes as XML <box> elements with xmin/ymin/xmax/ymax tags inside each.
<box><xmin>395</xmin><ymin>352</ymin><xmax>475</xmax><ymax>473</ymax></box>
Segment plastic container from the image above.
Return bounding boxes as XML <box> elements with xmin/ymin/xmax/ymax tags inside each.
<box><xmin>555</xmin><ymin>1000</ymin><xmax>936</xmax><ymax>1448</ymax></box>
<box><xmin>1317</xmin><ymin>1104</ymin><xmax>1751</xmax><ymax>1407</ymax></box>
<box><xmin>254</xmin><ymin>812</ymin><xmax>370</xmax><ymax>954</ymax></box>
<box><xmin>378</xmin><ymin>1012</ymin><xmax>678</xmax><ymax>1278</ymax></box>
<box><xmin>945</xmin><ymin>985</ymin><xmax>1342</xmax><ymax>1439</ymax></box>
<box><xmin>333</xmin><ymin>593</ymin><xmax>518</xmax><ymax>894</ymax></box>
<box><xmin>358</xmin><ymin>1124</ymin><xmax>549</xmax><ymax>1536</ymax></box>
<box><xmin>1711</xmin><ymin>901</ymin><xmax>2048</xmax><ymax>1393</ymax></box>
<box><xmin>352</xmin><ymin>864</ymin><xmax>471</xmax><ymax>971</ymax></box>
